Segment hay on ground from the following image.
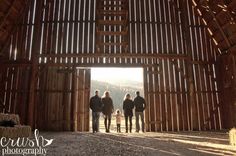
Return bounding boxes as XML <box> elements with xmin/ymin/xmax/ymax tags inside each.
<box><xmin>229</xmin><ymin>128</ymin><xmax>236</xmax><ymax>146</ymax></box>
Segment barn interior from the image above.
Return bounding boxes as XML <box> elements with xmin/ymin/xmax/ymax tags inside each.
<box><xmin>0</xmin><ymin>0</ymin><xmax>235</xmax><ymax>155</ymax></box>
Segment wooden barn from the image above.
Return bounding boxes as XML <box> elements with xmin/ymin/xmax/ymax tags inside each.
<box><xmin>0</xmin><ymin>0</ymin><xmax>236</xmax><ymax>132</ymax></box>
<box><xmin>1</xmin><ymin>0</ymin><xmax>236</xmax><ymax>155</ymax></box>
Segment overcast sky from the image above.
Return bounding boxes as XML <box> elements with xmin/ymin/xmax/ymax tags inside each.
<box><xmin>91</xmin><ymin>68</ymin><xmax>143</xmax><ymax>83</ymax></box>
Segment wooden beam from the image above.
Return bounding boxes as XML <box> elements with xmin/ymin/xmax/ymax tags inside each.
<box><xmin>222</xmin><ymin>44</ymin><xmax>236</xmax><ymax>54</ymax></box>
<box><xmin>0</xmin><ymin>0</ymin><xmax>17</xmax><ymax>30</ymax></box>
<box><xmin>215</xmin><ymin>28</ymin><xmax>236</xmax><ymax>43</ymax></box>
<box><xmin>39</xmin><ymin>62</ymin><xmax>145</xmax><ymax>68</ymax></box>
<box><xmin>99</xmin><ymin>0</ymin><xmax>128</xmax><ymax>2</ymax></box>
<box><xmin>97</xmin><ymin>10</ymin><xmax>127</xmax><ymax>16</ymax></box>
<box><xmin>27</xmin><ymin>0</ymin><xmax>43</xmax><ymax>129</ymax></box>
<box><xmin>97</xmin><ymin>42</ymin><xmax>128</xmax><ymax>46</ymax></box>
<box><xmin>97</xmin><ymin>20</ymin><xmax>127</xmax><ymax>25</ymax></box>
<box><xmin>0</xmin><ymin>0</ymin><xmax>29</xmax><ymax>55</ymax></box>
<box><xmin>97</xmin><ymin>30</ymin><xmax>128</xmax><ymax>35</ymax></box>
<box><xmin>39</xmin><ymin>53</ymin><xmax>190</xmax><ymax>59</ymax></box>
<box><xmin>179</xmin><ymin>0</ymin><xmax>197</xmax><ymax>131</ymax></box>
<box><xmin>197</xmin><ymin>0</ymin><xmax>232</xmax><ymax>51</ymax></box>
<box><xmin>3</xmin><ymin>0</ymin><xmax>19</xmax><ymax>13</ymax></box>
<box><xmin>224</xmin><ymin>0</ymin><xmax>236</xmax><ymax>24</ymax></box>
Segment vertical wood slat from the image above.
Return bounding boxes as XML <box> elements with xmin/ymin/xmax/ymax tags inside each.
<box><xmin>169</xmin><ymin>59</ymin><xmax>175</xmax><ymax>131</ymax></box>
<box><xmin>148</xmin><ymin>65</ymin><xmax>155</xmax><ymax>131</ymax></box>
<box><xmin>84</xmin><ymin>69</ymin><xmax>91</xmax><ymax>131</ymax></box>
<box><xmin>52</xmin><ymin>0</ymin><xmax>59</xmax><ymax>57</ymax></box>
<box><xmin>27</xmin><ymin>0</ymin><xmax>44</xmax><ymax>128</ymax></box>
<box><xmin>71</xmin><ymin>66</ymin><xmax>77</xmax><ymax>131</ymax></box>
<box><xmin>4</xmin><ymin>67</ymin><xmax>12</xmax><ymax>113</ymax></box>
<box><xmin>180</xmin><ymin>0</ymin><xmax>199</xmax><ymax>131</ymax></box>
<box><xmin>48</xmin><ymin>0</ymin><xmax>56</xmax><ymax>60</ymax></box>
<box><xmin>77</xmin><ymin>68</ymin><xmax>82</xmax><ymax>131</ymax></box>
<box><xmin>153</xmin><ymin>60</ymin><xmax>159</xmax><ymax>131</ymax></box>
<box><xmin>10</xmin><ymin>67</ymin><xmax>18</xmax><ymax>113</ymax></box>
<box><xmin>77</xmin><ymin>68</ymin><xmax>91</xmax><ymax>131</ymax></box>
<box><xmin>143</xmin><ymin>67</ymin><xmax>150</xmax><ymax>131</ymax></box>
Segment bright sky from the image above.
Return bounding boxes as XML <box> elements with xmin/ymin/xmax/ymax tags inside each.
<box><xmin>91</xmin><ymin>68</ymin><xmax>143</xmax><ymax>82</ymax></box>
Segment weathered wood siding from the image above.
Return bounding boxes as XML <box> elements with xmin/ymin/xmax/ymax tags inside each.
<box><xmin>0</xmin><ymin>0</ymin><xmax>226</xmax><ymax>131</ymax></box>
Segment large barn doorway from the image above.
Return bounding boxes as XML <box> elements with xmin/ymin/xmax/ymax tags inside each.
<box><xmin>35</xmin><ymin>66</ymin><xmax>145</xmax><ymax>132</ymax></box>
<box><xmin>89</xmin><ymin>67</ymin><xmax>144</xmax><ymax>132</ymax></box>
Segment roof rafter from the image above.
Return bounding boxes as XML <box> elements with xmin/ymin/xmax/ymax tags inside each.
<box><xmin>0</xmin><ymin>0</ymin><xmax>18</xmax><ymax>30</ymax></box>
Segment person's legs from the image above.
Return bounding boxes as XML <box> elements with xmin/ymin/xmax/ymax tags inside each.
<box><xmin>117</xmin><ymin>124</ymin><xmax>121</xmax><ymax>132</ymax></box>
<box><xmin>129</xmin><ymin>116</ymin><xmax>132</xmax><ymax>133</ymax></box>
<box><xmin>96</xmin><ymin>112</ymin><xmax>100</xmax><ymax>132</ymax></box>
<box><xmin>117</xmin><ymin>124</ymin><xmax>119</xmax><ymax>132</ymax></box>
<box><xmin>94</xmin><ymin>112</ymin><xmax>100</xmax><ymax>132</ymax></box>
<box><xmin>125</xmin><ymin>115</ymin><xmax>128</xmax><ymax>133</ymax></box>
<box><xmin>104</xmin><ymin>115</ymin><xmax>108</xmax><ymax>132</ymax></box>
<box><xmin>135</xmin><ymin>112</ymin><xmax>140</xmax><ymax>132</ymax></box>
<box><xmin>92</xmin><ymin>112</ymin><xmax>96</xmax><ymax>133</ymax></box>
<box><xmin>140</xmin><ymin>112</ymin><xmax>145</xmax><ymax>132</ymax></box>
<box><xmin>107</xmin><ymin>114</ymin><xmax>111</xmax><ymax>132</ymax></box>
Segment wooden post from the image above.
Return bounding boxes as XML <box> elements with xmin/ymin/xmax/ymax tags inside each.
<box><xmin>84</xmin><ymin>69</ymin><xmax>91</xmax><ymax>131</ymax></box>
<box><xmin>233</xmin><ymin>54</ymin><xmax>236</xmax><ymax>128</ymax></box>
<box><xmin>143</xmin><ymin>66</ymin><xmax>150</xmax><ymax>132</ymax></box>
<box><xmin>71</xmin><ymin>66</ymin><xmax>77</xmax><ymax>131</ymax></box>
<box><xmin>27</xmin><ymin>0</ymin><xmax>43</xmax><ymax>129</ymax></box>
<box><xmin>179</xmin><ymin>0</ymin><xmax>198</xmax><ymax>130</ymax></box>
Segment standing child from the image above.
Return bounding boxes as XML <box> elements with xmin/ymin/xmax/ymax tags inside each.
<box><xmin>116</xmin><ymin>110</ymin><xmax>122</xmax><ymax>133</ymax></box>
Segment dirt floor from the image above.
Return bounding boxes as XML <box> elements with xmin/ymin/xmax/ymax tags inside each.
<box><xmin>42</xmin><ymin>130</ymin><xmax>236</xmax><ymax>156</ymax></box>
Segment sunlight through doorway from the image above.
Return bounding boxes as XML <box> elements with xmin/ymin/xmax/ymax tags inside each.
<box><xmin>89</xmin><ymin>68</ymin><xmax>144</xmax><ymax>132</ymax></box>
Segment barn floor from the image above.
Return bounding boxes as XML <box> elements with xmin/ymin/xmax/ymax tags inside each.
<box><xmin>43</xmin><ymin>131</ymin><xmax>236</xmax><ymax>156</ymax></box>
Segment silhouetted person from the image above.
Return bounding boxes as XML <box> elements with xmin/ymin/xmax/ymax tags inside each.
<box><xmin>116</xmin><ymin>110</ymin><xmax>122</xmax><ymax>133</ymax></box>
<box><xmin>90</xmin><ymin>90</ymin><xmax>103</xmax><ymax>133</ymax></box>
<box><xmin>123</xmin><ymin>93</ymin><xmax>134</xmax><ymax>133</ymax></box>
<box><xmin>134</xmin><ymin>91</ymin><xmax>146</xmax><ymax>133</ymax></box>
<box><xmin>102</xmin><ymin>91</ymin><xmax>114</xmax><ymax>133</ymax></box>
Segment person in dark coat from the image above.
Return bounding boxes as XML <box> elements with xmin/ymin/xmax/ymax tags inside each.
<box><xmin>102</xmin><ymin>91</ymin><xmax>114</xmax><ymax>133</ymax></box>
<box><xmin>133</xmin><ymin>91</ymin><xmax>146</xmax><ymax>133</ymax></box>
<box><xmin>123</xmin><ymin>93</ymin><xmax>134</xmax><ymax>133</ymax></box>
<box><xmin>90</xmin><ymin>90</ymin><xmax>103</xmax><ymax>133</ymax></box>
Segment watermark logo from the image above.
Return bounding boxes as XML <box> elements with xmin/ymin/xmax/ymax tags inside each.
<box><xmin>0</xmin><ymin>129</ymin><xmax>54</xmax><ymax>156</ymax></box>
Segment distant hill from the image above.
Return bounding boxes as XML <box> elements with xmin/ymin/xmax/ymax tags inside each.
<box><xmin>90</xmin><ymin>80</ymin><xmax>144</xmax><ymax>112</ymax></box>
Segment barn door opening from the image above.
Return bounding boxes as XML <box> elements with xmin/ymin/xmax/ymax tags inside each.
<box><xmin>90</xmin><ymin>67</ymin><xmax>144</xmax><ymax>132</ymax></box>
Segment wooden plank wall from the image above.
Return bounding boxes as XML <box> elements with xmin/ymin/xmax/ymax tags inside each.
<box><xmin>35</xmin><ymin>66</ymin><xmax>73</xmax><ymax>131</ymax></box>
<box><xmin>35</xmin><ymin>66</ymin><xmax>90</xmax><ymax>131</ymax></box>
<box><xmin>143</xmin><ymin>0</ymin><xmax>221</xmax><ymax>131</ymax></box>
<box><xmin>0</xmin><ymin>66</ymin><xmax>31</xmax><ymax>124</ymax></box>
<box><xmin>186</xmin><ymin>0</ymin><xmax>222</xmax><ymax>130</ymax></box>
<box><xmin>0</xmin><ymin>0</ymin><xmax>224</xmax><ymax>131</ymax></box>
<box><xmin>0</xmin><ymin>0</ymin><xmax>36</xmax><ymax>126</ymax></box>
<box><xmin>217</xmin><ymin>54</ymin><xmax>236</xmax><ymax>129</ymax></box>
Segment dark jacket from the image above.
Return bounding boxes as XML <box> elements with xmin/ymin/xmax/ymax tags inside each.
<box><xmin>102</xmin><ymin>97</ymin><xmax>114</xmax><ymax>115</ymax></box>
<box><xmin>123</xmin><ymin>99</ymin><xmax>134</xmax><ymax>116</ymax></box>
<box><xmin>90</xmin><ymin>95</ymin><xmax>103</xmax><ymax>112</ymax></box>
<box><xmin>133</xmin><ymin>96</ymin><xmax>146</xmax><ymax>112</ymax></box>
